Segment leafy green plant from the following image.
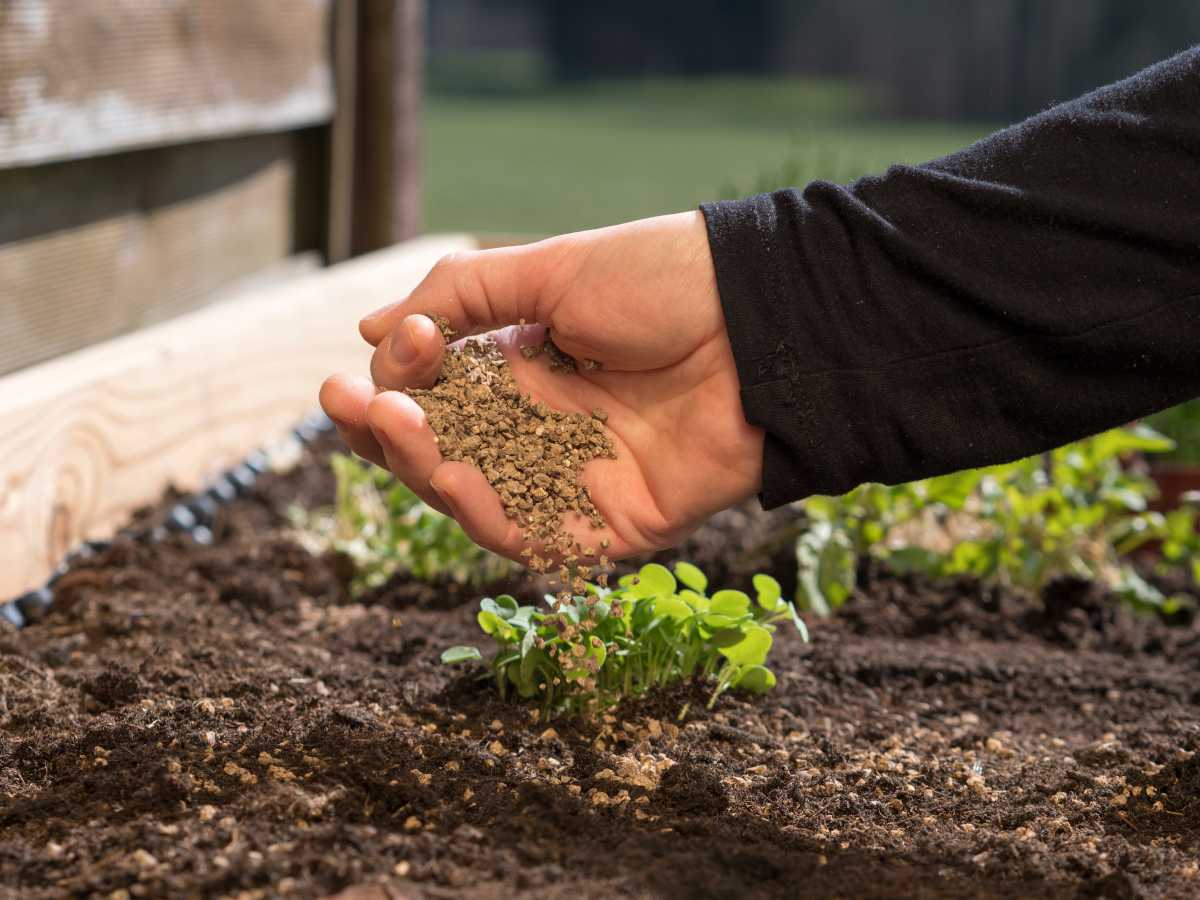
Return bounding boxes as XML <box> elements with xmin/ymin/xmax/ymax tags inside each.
<box><xmin>442</xmin><ymin>562</ymin><xmax>807</xmax><ymax>718</ymax></box>
<box><xmin>1116</xmin><ymin>493</ymin><xmax>1200</xmax><ymax>608</ymax></box>
<box><xmin>292</xmin><ymin>453</ymin><xmax>515</xmax><ymax>596</ymax></box>
<box><xmin>794</xmin><ymin>425</ymin><xmax>1193</xmax><ymax>615</ymax></box>
<box><xmin>1145</xmin><ymin>399</ymin><xmax>1200</xmax><ymax>464</ymax></box>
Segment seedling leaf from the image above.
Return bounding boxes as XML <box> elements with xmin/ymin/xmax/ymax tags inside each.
<box><xmin>733</xmin><ymin>664</ymin><xmax>777</xmax><ymax>693</ymax></box>
<box><xmin>752</xmin><ymin>573</ymin><xmax>782</xmax><ymax>611</ymax></box>
<box><xmin>674</xmin><ymin>561</ymin><xmax>708</xmax><ymax>594</ymax></box>
<box><xmin>718</xmin><ymin>625</ymin><xmax>772</xmax><ymax>667</ymax></box>
<box><xmin>653</xmin><ymin>594</ymin><xmax>693</xmax><ymax>622</ymax></box>
<box><xmin>445</xmin><ymin>561</ymin><xmax>801</xmax><ymax>717</ymax></box>
<box><xmin>629</xmin><ymin>563</ymin><xmax>676</xmax><ymax>599</ymax></box>
<box><xmin>710</xmin><ymin>589</ymin><xmax>751</xmax><ymax>618</ymax></box>
<box><xmin>441</xmin><ymin>646</ymin><xmax>483</xmax><ymax>664</ymax></box>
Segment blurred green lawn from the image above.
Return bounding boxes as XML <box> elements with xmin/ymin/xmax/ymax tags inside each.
<box><xmin>423</xmin><ymin>74</ymin><xmax>989</xmax><ymax>235</ymax></box>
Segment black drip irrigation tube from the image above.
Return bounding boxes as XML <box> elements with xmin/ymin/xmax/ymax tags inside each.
<box><xmin>0</xmin><ymin>412</ymin><xmax>336</xmax><ymax>630</ymax></box>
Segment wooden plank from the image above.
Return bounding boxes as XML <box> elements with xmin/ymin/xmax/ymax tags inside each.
<box><xmin>327</xmin><ymin>0</ymin><xmax>359</xmax><ymax>264</ymax></box>
<box><xmin>0</xmin><ymin>0</ymin><xmax>334</xmax><ymax>168</ymax></box>
<box><xmin>352</xmin><ymin>0</ymin><xmax>424</xmax><ymax>253</ymax></box>
<box><xmin>0</xmin><ymin>133</ymin><xmax>308</xmax><ymax>375</ymax></box>
<box><xmin>0</xmin><ymin>235</ymin><xmax>474</xmax><ymax>600</ymax></box>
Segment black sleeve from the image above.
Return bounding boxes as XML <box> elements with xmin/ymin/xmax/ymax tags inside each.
<box><xmin>701</xmin><ymin>46</ymin><xmax>1200</xmax><ymax>509</ymax></box>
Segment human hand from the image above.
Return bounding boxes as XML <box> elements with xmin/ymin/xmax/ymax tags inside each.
<box><xmin>319</xmin><ymin>211</ymin><xmax>764</xmax><ymax>563</ymax></box>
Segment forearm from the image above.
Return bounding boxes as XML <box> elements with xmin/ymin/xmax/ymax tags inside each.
<box><xmin>703</xmin><ymin>46</ymin><xmax>1200</xmax><ymax>507</ymax></box>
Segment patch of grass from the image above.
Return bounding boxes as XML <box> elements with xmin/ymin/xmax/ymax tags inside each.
<box><xmin>424</xmin><ymin>76</ymin><xmax>989</xmax><ymax>234</ymax></box>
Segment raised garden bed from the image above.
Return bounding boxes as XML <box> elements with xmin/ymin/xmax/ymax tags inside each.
<box><xmin>3</xmin><ymin>433</ymin><xmax>1200</xmax><ymax>899</ymax></box>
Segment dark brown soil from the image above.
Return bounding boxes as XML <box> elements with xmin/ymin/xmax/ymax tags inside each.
<box><xmin>4</xmin><ymin>437</ymin><xmax>1200</xmax><ymax>899</ymax></box>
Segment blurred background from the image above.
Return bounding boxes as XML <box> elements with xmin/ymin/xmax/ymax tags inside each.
<box><xmin>424</xmin><ymin>0</ymin><xmax>1200</xmax><ymax>234</ymax></box>
<box><xmin>3</xmin><ymin>0</ymin><xmax>1199</xmax><ymax>458</ymax></box>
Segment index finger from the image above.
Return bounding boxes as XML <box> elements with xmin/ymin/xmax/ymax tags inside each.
<box><xmin>359</xmin><ymin>242</ymin><xmax>563</xmax><ymax>347</ymax></box>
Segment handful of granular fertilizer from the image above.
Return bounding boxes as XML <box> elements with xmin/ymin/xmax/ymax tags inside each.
<box><xmin>407</xmin><ymin>319</ymin><xmax>615</xmax><ymax>575</ymax></box>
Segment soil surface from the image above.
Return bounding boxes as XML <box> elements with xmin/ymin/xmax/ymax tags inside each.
<box><xmin>3</xmin><ymin>437</ymin><xmax>1200</xmax><ymax>899</ymax></box>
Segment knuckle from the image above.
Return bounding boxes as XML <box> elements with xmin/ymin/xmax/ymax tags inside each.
<box><xmin>433</xmin><ymin>250</ymin><xmax>473</xmax><ymax>274</ymax></box>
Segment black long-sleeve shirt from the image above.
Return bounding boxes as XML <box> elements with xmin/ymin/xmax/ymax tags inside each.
<box><xmin>701</xmin><ymin>46</ymin><xmax>1200</xmax><ymax>509</ymax></box>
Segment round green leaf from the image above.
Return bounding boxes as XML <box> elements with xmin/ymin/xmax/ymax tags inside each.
<box><xmin>733</xmin><ymin>664</ymin><xmax>776</xmax><ymax>694</ymax></box>
<box><xmin>629</xmin><ymin>563</ymin><xmax>677</xmax><ymax>599</ymax></box>
<box><xmin>653</xmin><ymin>594</ymin><xmax>693</xmax><ymax>622</ymax></box>
<box><xmin>680</xmin><ymin>589</ymin><xmax>709</xmax><ymax>611</ymax></box>
<box><xmin>752</xmin><ymin>574</ymin><xmax>782</xmax><ymax>611</ymax></box>
<box><xmin>477</xmin><ymin>610</ymin><xmax>515</xmax><ymax>640</ymax></box>
<box><xmin>718</xmin><ymin>624</ymin><xmax>772</xmax><ymax>667</ymax></box>
<box><xmin>673</xmin><ymin>562</ymin><xmax>708</xmax><ymax>594</ymax></box>
<box><xmin>710</xmin><ymin>589</ymin><xmax>751</xmax><ymax>618</ymax></box>
<box><xmin>441</xmin><ymin>646</ymin><xmax>482</xmax><ymax>664</ymax></box>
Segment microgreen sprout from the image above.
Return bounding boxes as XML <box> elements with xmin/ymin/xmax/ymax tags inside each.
<box><xmin>793</xmin><ymin>424</ymin><xmax>1194</xmax><ymax>615</ymax></box>
<box><xmin>292</xmin><ymin>453</ymin><xmax>516</xmax><ymax>596</ymax></box>
<box><xmin>442</xmin><ymin>561</ymin><xmax>807</xmax><ymax>718</ymax></box>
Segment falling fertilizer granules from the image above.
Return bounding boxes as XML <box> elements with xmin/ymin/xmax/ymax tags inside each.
<box><xmin>407</xmin><ymin>319</ymin><xmax>616</xmax><ymax>579</ymax></box>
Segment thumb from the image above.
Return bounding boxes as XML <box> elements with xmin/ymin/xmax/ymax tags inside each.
<box><xmin>359</xmin><ymin>241</ymin><xmax>570</xmax><ymax>347</ymax></box>
<box><xmin>369</xmin><ymin>313</ymin><xmax>446</xmax><ymax>391</ymax></box>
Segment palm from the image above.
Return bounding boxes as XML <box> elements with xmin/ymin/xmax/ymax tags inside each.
<box><xmin>491</xmin><ymin>318</ymin><xmax>758</xmax><ymax>558</ymax></box>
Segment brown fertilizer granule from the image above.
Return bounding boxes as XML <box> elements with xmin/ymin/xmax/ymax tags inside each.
<box><xmin>408</xmin><ymin>323</ymin><xmax>615</xmax><ymax>573</ymax></box>
<box><xmin>520</xmin><ymin>332</ymin><xmax>602</xmax><ymax>373</ymax></box>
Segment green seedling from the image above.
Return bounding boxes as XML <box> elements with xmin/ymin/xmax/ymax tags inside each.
<box><xmin>292</xmin><ymin>453</ymin><xmax>516</xmax><ymax>596</ymax></box>
<box><xmin>794</xmin><ymin>424</ymin><xmax>1193</xmax><ymax>615</ymax></box>
<box><xmin>442</xmin><ymin>561</ymin><xmax>807</xmax><ymax>718</ymax></box>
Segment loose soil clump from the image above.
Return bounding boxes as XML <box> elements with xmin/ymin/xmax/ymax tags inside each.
<box><xmin>5</xmin><ymin>438</ymin><xmax>1200</xmax><ymax>898</ymax></box>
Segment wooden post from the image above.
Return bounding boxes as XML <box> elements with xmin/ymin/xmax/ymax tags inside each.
<box><xmin>328</xmin><ymin>0</ymin><xmax>360</xmax><ymax>264</ymax></box>
<box><xmin>352</xmin><ymin>0</ymin><xmax>424</xmax><ymax>253</ymax></box>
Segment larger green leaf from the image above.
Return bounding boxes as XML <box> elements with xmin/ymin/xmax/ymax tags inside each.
<box><xmin>629</xmin><ymin>563</ymin><xmax>677</xmax><ymax>599</ymax></box>
<box><xmin>709</xmin><ymin>589</ymin><xmax>751</xmax><ymax>618</ymax></box>
<box><xmin>732</xmin><ymin>664</ymin><xmax>776</xmax><ymax>694</ymax></box>
<box><xmin>795</xmin><ymin>521</ymin><xmax>856</xmax><ymax>615</ymax></box>
<box><xmin>718</xmin><ymin>625</ymin><xmax>772</xmax><ymax>667</ymax></box>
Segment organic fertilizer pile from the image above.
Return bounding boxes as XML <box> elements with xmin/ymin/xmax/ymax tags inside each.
<box><xmin>407</xmin><ymin>319</ymin><xmax>615</xmax><ymax>579</ymax></box>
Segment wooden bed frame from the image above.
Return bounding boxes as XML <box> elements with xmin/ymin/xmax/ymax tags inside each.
<box><xmin>0</xmin><ymin>0</ymin><xmax>437</xmax><ymax>599</ymax></box>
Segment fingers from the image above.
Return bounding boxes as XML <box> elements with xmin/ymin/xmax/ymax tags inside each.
<box><xmin>369</xmin><ymin>313</ymin><xmax>445</xmax><ymax>391</ymax></box>
<box><xmin>429</xmin><ymin>462</ymin><xmax>524</xmax><ymax>558</ymax></box>
<box><xmin>319</xmin><ymin>374</ymin><xmax>386</xmax><ymax>468</ymax></box>
<box><xmin>364</xmin><ymin>391</ymin><xmax>451</xmax><ymax>515</ymax></box>
<box><xmin>359</xmin><ymin>242</ymin><xmax>568</xmax><ymax>347</ymax></box>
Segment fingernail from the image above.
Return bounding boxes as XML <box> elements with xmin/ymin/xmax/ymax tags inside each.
<box><xmin>389</xmin><ymin>319</ymin><xmax>418</xmax><ymax>364</ymax></box>
<box><xmin>430</xmin><ymin>472</ymin><xmax>454</xmax><ymax>508</ymax></box>
<box><xmin>366</xmin><ymin>421</ymin><xmax>394</xmax><ymax>454</ymax></box>
<box><xmin>361</xmin><ymin>301</ymin><xmax>397</xmax><ymax>325</ymax></box>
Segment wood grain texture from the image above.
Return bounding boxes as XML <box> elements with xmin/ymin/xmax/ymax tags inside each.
<box><xmin>327</xmin><ymin>0</ymin><xmax>359</xmax><ymax>264</ymax></box>
<box><xmin>0</xmin><ymin>133</ymin><xmax>310</xmax><ymax>375</ymax></box>
<box><xmin>352</xmin><ymin>0</ymin><xmax>423</xmax><ymax>252</ymax></box>
<box><xmin>0</xmin><ymin>234</ymin><xmax>473</xmax><ymax>600</ymax></box>
<box><xmin>0</xmin><ymin>0</ymin><xmax>333</xmax><ymax>168</ymax></box>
